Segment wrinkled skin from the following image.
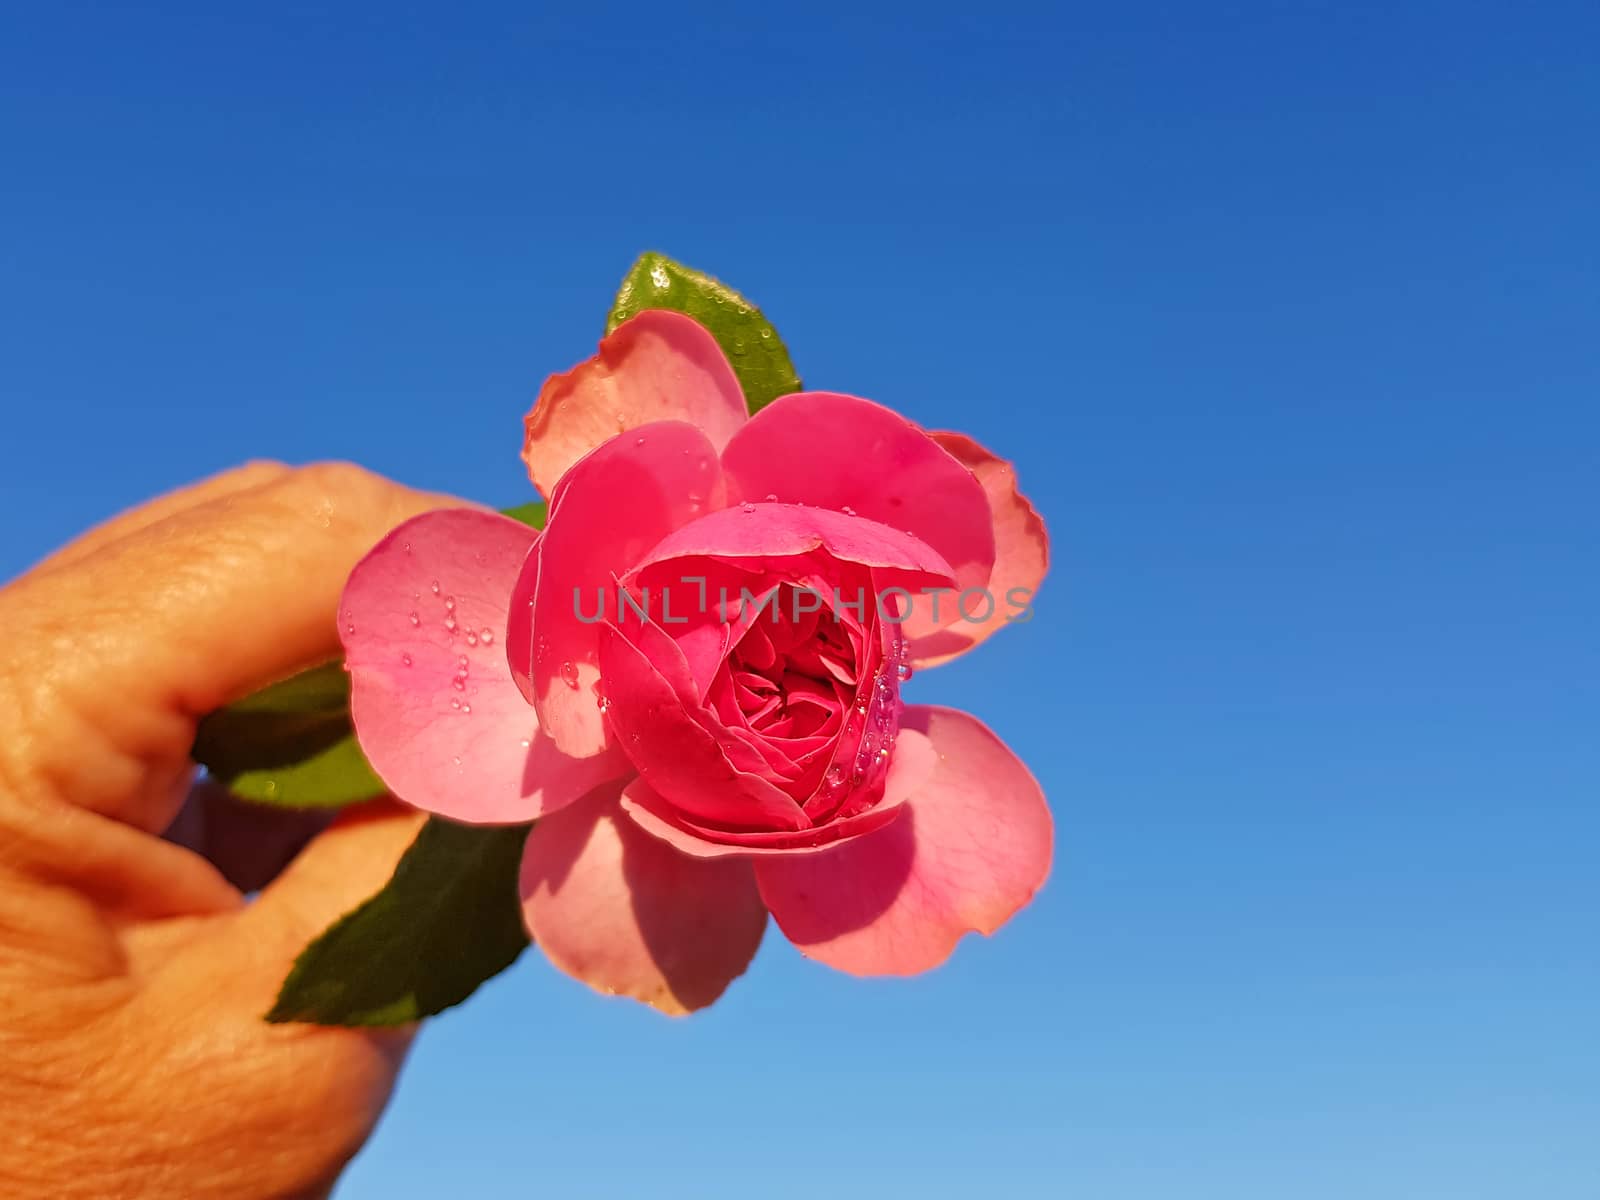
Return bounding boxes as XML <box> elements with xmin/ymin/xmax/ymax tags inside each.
<box><xmin>342</xmin><ymin>311</ymin><xmax>1054</xmax><ymax>1014</ymax></box>
<box><xmin>0</xmin><ymin>463</ymin><xmax>457</xmax><ymax>1199</ymax></box>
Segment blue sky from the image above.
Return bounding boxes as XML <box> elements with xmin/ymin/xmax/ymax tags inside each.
<box><xmin>3</xmin><ymin>3</ymin><xmax>1597</xmax><ymax>1197</ymax></box>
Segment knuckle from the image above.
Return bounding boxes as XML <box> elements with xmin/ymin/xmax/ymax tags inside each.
<box><xmin>217</xmin><ymin>459</ymin><xmax>293</xmax><ymax>488</ymax></box>
<box><xmin>279</xmin><ymin>461</ymin><xmax>402</xmax><ymax>532</ymax></box>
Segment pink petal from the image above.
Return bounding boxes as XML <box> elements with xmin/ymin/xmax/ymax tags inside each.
<box><xmin>519</xmin><ymin>784</ymin><xmax>768</xmax><ymax>1015</ymax></box>
<box><xmin>754</xmin><ymin>706</ymin><xmax>1051</xmax><ymax>975</ymax></box>
<box><xmin>619</xmin><ymin>727</ymin><xmax>937</xmax><ymax>859</ymax></box>
<box><xmin>341</xmin><ymin>509</ymin><xmax>621</xmax><ymax>824</ymax></box>
<box><xmin>515</xmin><ymin>421</ymin><xmax>723</xmax><ymax>758</ymax></box>
<box><xmin>598</xmin><ymin>623</ymin><xmax>808</xmax><ymax>832</ymax></box>
<box><xmin>907</xmin><ymin>432</ymin><xmax>1049</xmax><ymax>668</ymax></box>
<box><xmin>628</xmin><ymin>501</ymin><xmax>958</xmax><ymax>586</ymax></box>
<box><xmin>719</xmin><ymin>392</ymin><xmax>995</xmax><ymax>600</ymax></box>
<box><xmin>521</xmin><ymin>310</ymin><xmax>748</xmax><ymax>498</ymax></box>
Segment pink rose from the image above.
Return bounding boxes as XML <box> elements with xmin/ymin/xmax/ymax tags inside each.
<box><xmin>340</xmin><ymin>310</ymin><xmax>1052</xmax><ymax>1013</ymax></box>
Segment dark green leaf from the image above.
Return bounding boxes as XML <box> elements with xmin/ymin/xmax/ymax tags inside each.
<box><xmin>607</xmin><ymin>251</ymin><xmax>802</xmax><ymax>414</ymax></box>
<box><xmin>191</xmin><ymin>662</ymin><xmax>386</xmax><ymax>809</ymax></box>
<box><xmin>192</xmin><ymin>502</ymin><xmax>546</xmax><ymax>809</ymax></box>
<box><xmin>267</xmin><ymin>817</ymin><xmax>531</xmax><ymax>1026</ymax></box>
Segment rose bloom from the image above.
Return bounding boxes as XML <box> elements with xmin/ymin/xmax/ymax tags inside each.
<box><xmin>340</xmin><ymin>311</ymin><xmax>1052</xmax><ymax>1013</ymax></box>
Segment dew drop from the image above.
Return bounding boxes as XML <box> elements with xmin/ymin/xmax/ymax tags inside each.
<box><xmin>479</xmin><ymin>628</ymin><xmax>494</xmax><ymax>645</ymax></box>
<box><xmin>740</xmin><ymin>501</ymin><xmax>757</xmax><ymax>514</ymax></box>
<box><xmin>452</xmin><ymin>756</ymin><xmax>462</xmax><ymax>767</ymax></box>
<box><xmin>560</xmin><ymin>660</ymin><xmax>580</xmax><ymax>689</ymax></box>
<box><xmin>465</xmin><ymin>630</ymin><xmax>479</xmax><ymax>647</ymax></box>
<box><xmin>408</xmin><ymin>611</ymin><xmax>420</xmax><ymax>626</ymax></box>
<box><xmin>519</xmin><ymin>738</ymin><xmax>532</xmax><ymax>750</ymax></box>
<box><xmin>764</xmin><ymin>493</ymin><xmax>778</xmax><ymax>502</ymax></box>
<box><xmin>401</xmin><ymin>654</ymin><xmax>412</xmax><ymax>667</ymax></box>
<box><xmin>841</xmin><ymin>504</ymin><xmax>857</xmax><ymax>516</ymax></box>
<box><xmin>444</xmin><ymin>596</ymin><xmax>456</xmax><ymax>612</ymax></box>
<box><xmin>596</xmin><ymin>695</ymin><xmax>612</xmax><ymax>714</ymax></box>
<box><xmin>345</xmin><ymin>622</ymin><xmax>355</xmax><ymax>634</ymax></box>
<box><xmin>452</xmin><ymin>678</ymin><xmax>466</xmax><ymax>692</ymax></box>
<box><xmin>430</xmin><ymin>581</ymin><xmax>441</xmax><ymax>595</ymax></box>
<box><xmin>461</xmin><ymin>703</ymin><xmax>472</xmax><ymax>715</ymax></box>
<box><xmin>635</xmin><ymin>435</ymin><xmax>646</xmax><ymax>447</ymax></box>
<box><xmin>896</xmin><ymin>661</ymin><xmax>914</xmax><ymax>682</ymax></box>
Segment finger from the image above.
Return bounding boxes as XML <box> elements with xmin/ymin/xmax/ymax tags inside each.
<box><xmin>20</xmin><ymin>460</ymin><xmax>294</xmax><ymax>580</ymax></box>
<box><xmin>228</xmin><ymin>798</ymin><xmax>428</xmax><ymax>990</ymax></box>
<box><xmin>165</xmin><ymin>778</ymin><xmax>336</xmax><ymax>894</ymax></box>
<box><xmin>0</xmin><ymin>462</ymin><xmax>466</xmax><ymax>835</ymax></box>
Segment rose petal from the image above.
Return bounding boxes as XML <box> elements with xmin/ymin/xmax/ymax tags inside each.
<box><xmin>341</xmin><ymin>509</ymin><xmax>620</xmax><ymax>823</ymax></box>
<box><xmin>629</xmin><ymin>502</ymin><xmax>958</xmax><ymax>592</ymax></box>
<box><xmin>521</xmin><ymin>309</ymin><xmax>748</xmax><ymax>498</ymax></box>
<box><xmin>719</xmin><ymin>392</ymin><xmax>994</xmax><ymax>600</ymax></box>
<box><xmin>599</xmin><ymin>624</ymin><xmax>808</xmax><ymax>831</ymax></box>
<box><xmin>519</xmin><ymin>784</ymin><xmax>768</xmax><ymax>1015</ymax></box>
<box><xmin>513</xmin><ymin>421</ymin><xmax>723</xmax><ymax>757</ymax></box>
<box><xmin>619</xmin><ymin>727</ymin><xmax>937</xmax><ymax>859</ymax></box>
<box><xmin>754</xmin><ymin>705</ymin><xmax>1051</xmax><ymax>974</ymax></box>
<box><xmin>906</xmin><ymin>432</ymin><xmax>1049</xmax><ymax>667</ymax></box>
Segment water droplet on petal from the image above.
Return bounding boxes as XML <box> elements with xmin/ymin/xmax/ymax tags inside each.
<box><xmin>479</xmin><ymin>628</ymin><xmax>494</xmax><ymax>645</ymax></box>
<box><xmin>408</xmin><ymin>611</ymin><xmax>420</xmax><ymax>626</ymax></box>
<box><xmin>896</xmin><ymin>661</ymin><xmax>914</xmax><ymax>682</ymax></box>
<box><xmin>764</xmin><ymin>493</ymin><xmax>778</xmax><ymax>502</ymax></box>
<box><xmin>452</xmin><ymin>678</ymin><xmax>466</xmax><ymax>692</ymax></box>
<box><xmin>430</xmin><ymin>581</ymin><xmax>441</xmax><ymax>595</ymax></box>
<box><xmin>461</xmin><ymin>703</ymin><xmax>472</xmax><ymax>715</ymax></box>
<box><xmin>560</xmin><ymin>661</ymin><xmax>580</xmax><ymax>689</ymax></box>
<box><xmin>841</xmin><ymin>504</ymin><xmax>857</xmax><ymax>516</ymax></box>
<box><xmin>596</xmin><ymin>695</ymin><xmax>612</xmax><ymax>713</ymax></box>
<box><xmin>740</xmin><ymin>502</ymin><xmax>757</xmax><ymax>514</ymax></box>
<box><xmin>465</xmin><ymin>630</ymin><xmax>478</xmax><ymax>647</ymax></box>
<box><xmin>635</xmin><ymin>436</ymin><xmax>646</xmax><ymax>447</ymax></box>
<box><xmin>401</xmin><ymin>653</ymin><xmax>412</xmax><ymax>667</ymax></box>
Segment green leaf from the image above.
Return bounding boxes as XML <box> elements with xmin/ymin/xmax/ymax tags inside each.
<box><xmin>500</xmin><ymin>499</ymin><xmax>548</xmax><ymax>530</ymax></box>
<box><xmin>191</xmin><ymin>662</ymin><xmax>387</xmax><ymax>809</ymax></box>
<box><xmin>267</xmin><ymin>817</ymin><xmax>531</xmax><ymax>1026</ymax></box>
<box><xmin>192</xmin><ymin>501</ymin><xmax>547</xmax><ymax>809</ymax></box>
<box><xmin>607</xmin><ymin>251</ymin><xmax>802</xmax><ymax>414</ymax></box>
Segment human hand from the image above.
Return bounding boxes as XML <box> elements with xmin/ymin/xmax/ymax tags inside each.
<box><xmin>0</xmin><ymin>463</ymin><xmax>455</xmax><ymax>1199</ymax></box>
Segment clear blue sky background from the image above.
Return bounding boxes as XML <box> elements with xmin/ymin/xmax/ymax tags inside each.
<box><xmin>3</xmin><ymin>3</ymin><xmax>1597</xmax><ymax>1197</ymax></box>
